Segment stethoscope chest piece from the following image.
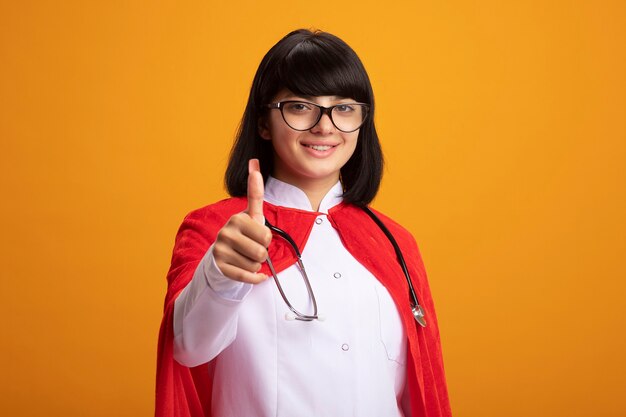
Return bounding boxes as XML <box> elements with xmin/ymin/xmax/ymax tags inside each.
<box><xmin>412</xmin><ymin>305</ymin><xmax>427</xmax><ymax>327</ymax></box>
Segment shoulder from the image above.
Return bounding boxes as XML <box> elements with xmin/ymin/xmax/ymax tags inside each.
<box><xmin>329</xmin><ymin>203</ymin><xmax>422</xmax><ymax>261</ymax></box>
<box><xmin>183</xmin><ymin>196</ymin><xmax>247</xmax><ymax>224</ymax></box>
<box><xmin>333</xmin><ymin>203</ymin><xmax>417</xmax><ymax>245</ymax></box>
<box><xmin>173</xmin><ymin>197</ymin><xmax>247</xmax><ymax>242</ymax></box>
<box><xmin>367</xmin><ymin>206</ymin><xmax>416</xmax><ymax>242</ymax></box>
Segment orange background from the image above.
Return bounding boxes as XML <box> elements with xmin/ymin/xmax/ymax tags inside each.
<box><xmin>1</xmin><ymin>1</ymin><xmax>625</xmax><ymax>416</ymax></box>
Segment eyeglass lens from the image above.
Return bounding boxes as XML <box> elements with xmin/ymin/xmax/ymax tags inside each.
<box><xmin>280</xmin><ymin>101</ymin><xmax>367</xmax><ymax>132</ymax></box>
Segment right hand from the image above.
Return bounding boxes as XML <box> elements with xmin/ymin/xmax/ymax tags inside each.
<box><xmin>213</xmin><ymin>159</ymin><xmax>272</xmax><ymax>284</ymax></box>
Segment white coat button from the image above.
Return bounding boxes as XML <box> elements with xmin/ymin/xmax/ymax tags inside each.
<box><xmin>341</xmin><ymin>343</ymin><xmax>349</xmax><ymax>351</ymax></box>
<box><xmin>333</xmin><ymin>272</ymin><xmax>342</xmax><ymax>279</ymax></box>
<box><xmin>315</xmin><ymin>217</ymin><xmax>323</xmax><ymax>225</ymax></box>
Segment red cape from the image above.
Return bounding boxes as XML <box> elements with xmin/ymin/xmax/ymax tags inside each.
<box><xmin>156</xmin><ymin>198</ymin><xmax>451</xmax><ymax>417</ymax></box>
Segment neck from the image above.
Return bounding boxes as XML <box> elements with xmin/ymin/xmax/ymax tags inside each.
<box><xmin>272</xmin><ymin>173</ymin><xmax>340</xmax><ymax>211</ymax></box>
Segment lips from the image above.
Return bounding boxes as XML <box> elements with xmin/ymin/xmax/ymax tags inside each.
<box><xmin>302</xmin><ymin>143</ymin><xmax>338</xmax><ymax>151</ymax></box>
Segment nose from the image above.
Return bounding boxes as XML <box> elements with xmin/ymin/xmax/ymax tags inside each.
<box><xmin>310</xmin><ymin>112</ymin><xmax>335</xmax><ymax>135</ymax></box>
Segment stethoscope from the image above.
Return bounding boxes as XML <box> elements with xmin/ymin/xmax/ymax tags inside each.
<box><xmin>264</xmin><ymin>206</ymin><xmax>427</xmax><ymax>327</ymax></box>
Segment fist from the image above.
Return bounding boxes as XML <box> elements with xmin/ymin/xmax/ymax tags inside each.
<box><xmin>213</xmin><ymin>159</ymin><xmax>272</xmax><ymax>284</ymax></box>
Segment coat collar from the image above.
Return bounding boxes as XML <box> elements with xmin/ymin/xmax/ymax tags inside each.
<box><xmin>264</xmin><ymin>176</ymin><xmax>343</xmax><ymax>213</ymax></box>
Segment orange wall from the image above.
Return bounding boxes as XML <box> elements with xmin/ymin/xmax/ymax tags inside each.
<box><xmin>1</xmin><ymin>1</ymin><xmax>624</xmax><ymax>416</ymax></box>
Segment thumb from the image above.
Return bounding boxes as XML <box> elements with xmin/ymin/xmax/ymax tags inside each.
<box><xmin>246</xmin><ymin>159</ymin><xmax>264</xmax><ymax>224</ymax></box>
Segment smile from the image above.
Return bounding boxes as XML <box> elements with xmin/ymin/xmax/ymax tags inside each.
<box><xmin>303</xmin><ymin>144</ymin><xmax>336</xmax><ymax>151</ymax></box>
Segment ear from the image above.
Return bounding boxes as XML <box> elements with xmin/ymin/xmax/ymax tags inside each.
<box><xmin>258</xmin><ymin>117</ymin><xmax>271</xmax><ymax>141</ymax></box>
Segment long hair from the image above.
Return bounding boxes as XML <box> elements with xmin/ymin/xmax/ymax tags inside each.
<box><xmin>225</xmin><ymin>29</ymin><xmax>383</xmax><ymax>206</ymax></box>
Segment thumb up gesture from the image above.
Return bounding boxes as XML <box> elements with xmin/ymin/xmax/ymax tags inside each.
<box><xmin>213</xmin><ymin>159</ymin><xmax>272</xmax><ymax>283</ymax></box>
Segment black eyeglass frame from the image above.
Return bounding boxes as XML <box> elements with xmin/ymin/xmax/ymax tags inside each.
<box><xmin>266</xmin><ymin>100</ymin><xmax>370</xmax><ymax>133</ymax></box>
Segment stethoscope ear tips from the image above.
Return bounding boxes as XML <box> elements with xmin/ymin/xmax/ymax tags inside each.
<box><xmin>412</xmin><ymin>305</ymin><xmax>427</xmax><ymax>328</ymax></box>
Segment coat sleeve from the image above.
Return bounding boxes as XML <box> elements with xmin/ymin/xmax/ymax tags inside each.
<box><xmin>156</xmin><ymin>200</ymin><xmax>246</xmax><ymax>417</ymax></box>
<box><xmin>173</xmin><ymin>243</ymin><xmax>252</xmax><ymax>367</ymax></box>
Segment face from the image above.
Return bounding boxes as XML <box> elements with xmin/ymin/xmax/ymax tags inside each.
<box><xmin>259</xmin><ymin>90</ymin><xmax>360</xmax><ymax>190</ymax></box>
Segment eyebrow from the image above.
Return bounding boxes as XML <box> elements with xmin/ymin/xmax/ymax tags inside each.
<box><xmin>282</xmin><ymin>94</ymin><xmax>347</xmax><ymax>101</ymax></box>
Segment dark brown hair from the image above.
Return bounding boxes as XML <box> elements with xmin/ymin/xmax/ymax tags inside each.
<box><xmin>225</xmin><ymin>29</ymin><xmax>383</xmax><ymax>206</ymax></box>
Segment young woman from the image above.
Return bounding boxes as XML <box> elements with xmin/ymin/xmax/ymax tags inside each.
<box><xmin>156</xmin><ymin>29</ymin><xmax>451</xmax><ymax>417</ymax></box>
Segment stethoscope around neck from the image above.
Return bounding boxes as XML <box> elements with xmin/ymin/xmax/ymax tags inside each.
<box><xmin>263</xmin><ymin>206</ymin><xmax>427</xmax><ymax>328</ymax></box>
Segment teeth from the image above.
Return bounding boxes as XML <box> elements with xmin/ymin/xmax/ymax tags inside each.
<box><xmin>305</xmin><ymin>145</ymin><xmax>333</xmax><ymax>151</ymax></box>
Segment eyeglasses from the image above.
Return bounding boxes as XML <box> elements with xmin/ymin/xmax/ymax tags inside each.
<box><xmin>266</xmin><ymin>100</ymin><xmax>370</xmax><ymax>133</ymax></box>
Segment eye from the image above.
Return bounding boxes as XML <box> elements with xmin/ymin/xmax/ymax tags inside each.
<box><xmin>284</xmin><ymin>102</ymin><xmax>313</xmax><ymax>113</ymax></box>
<box><xmin>334</xmin><ymin>104</ymin><xmax>355</xmax><ymax>113</ymax></box>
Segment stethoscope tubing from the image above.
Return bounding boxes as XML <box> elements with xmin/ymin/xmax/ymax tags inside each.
<box><xmin>361</xmin><ymin>206</ymin><xmax>427</xmax><ymax>327</ymax></box>
<box><xmin>264</xmin><ymin>207</ymin><xmax>427</xmax><ymax>327</ymax></box>
<box><xmin>265</xmin><ymin>221</ymin><xmax>319</xmax><ymax>321</ymax></box>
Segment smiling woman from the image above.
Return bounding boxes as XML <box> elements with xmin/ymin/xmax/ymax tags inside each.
<box><xmin>155</xmin><ymin>29</ymin><xmax>451</xmax><ymax>417</ymax></box>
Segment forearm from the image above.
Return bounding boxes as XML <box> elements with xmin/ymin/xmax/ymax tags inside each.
<box><xmin>173</xmin><ymin>245</ymin><xmax>252</xmax><ymax>367</ymax></box>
